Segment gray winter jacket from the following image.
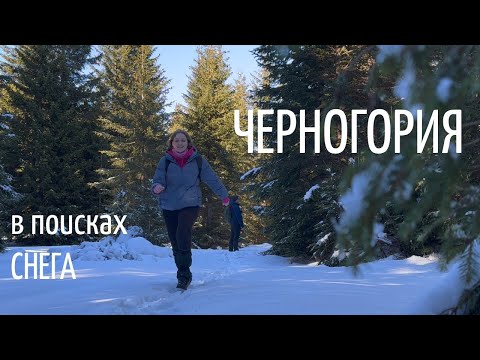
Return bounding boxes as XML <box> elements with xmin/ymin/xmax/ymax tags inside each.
<box><xmin>152</xmin><ymin>150</ymin><xmax>228</xmax><ymax>211</ymax></box>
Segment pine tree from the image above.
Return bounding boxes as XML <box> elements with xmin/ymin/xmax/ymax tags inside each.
<box><xmin>229</xmin><ymin>74</ymin><xmax>265</xmax><ymax>245</ymax></box>
<box><xmin>252</xmin><ymin>45</ymin><xmax>377</xmax><ymax>261</ymax></box>
<box><xmin>0</xmin><ymin>112</ymin><xmax>20</xmax><ymax>251</ymax></box>
<box><xmin>0</xmin><ymin>45</ymin><xmax>102</xmax><ymax>245</ymax></box>
<box><xmin>169</xmin><ymin>103</ymin><xmax>187</xmax><ymax>132</ymax></box>
<box><xmin>98</xmin><ymin>45</ymin><xmax>170</xmax><ymax>243</ymax></box>
<box><xmin>0</xmin><ymin>161</ymin><xmax>19</xmax><ymax>250</ymax></box>
<box><xmin>0</xmin><ymin>57</ymin><xmax>19</xmax><ymax>252</ymax></box>
<box><xmin>230</xmin><ymin>75</ymin><xmax>255</xmax><ymax>174</ymax></box>
<box><xmin>336</xmin><ymin>45</ymin><xmax>480</xmax><ymax>313</ymax></box>
<box><xmin>178</xmin><ymin>45</ymin><xmax>237</xmax><ymax>247</ymax></box>
<box><xmin>236</xmin><ymin>68</ymin><xmax>273</xmax><ymax>246</ymax></box>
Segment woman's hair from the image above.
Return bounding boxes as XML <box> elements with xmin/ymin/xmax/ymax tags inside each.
<box><xmin>167</xmin><ymin>129</ymin><xmax>193</xmax><ymax>150</ymax></box>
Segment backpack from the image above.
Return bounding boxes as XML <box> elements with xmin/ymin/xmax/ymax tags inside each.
<box><xmin>165</xmin><ymin>155</ymin><xmax>203</xmax><ymax>179</ymax></box>
<box><xmin>224</xmin><ymin>205</ymin><xmax>233</xmax><ymax>223</ymax></box>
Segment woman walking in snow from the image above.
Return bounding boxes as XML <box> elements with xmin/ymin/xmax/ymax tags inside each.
<box><xmin>152</xmin><ymin>129</ymin><xmax>230</xmax><ymax>290</ymax></box>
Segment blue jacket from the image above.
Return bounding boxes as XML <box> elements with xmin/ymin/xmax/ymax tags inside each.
<box><xmin>152</xmin><ymin>150</ymin><xmax>228</xmax><ymax>211</ymax></box>
<box><xmin>230</xmin><ymin>202</ymin><xmax>244</xmax><ymax>227</ymax></box>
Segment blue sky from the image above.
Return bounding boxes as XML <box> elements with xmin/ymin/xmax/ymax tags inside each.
<box><xmin>155</xmin><ymin>45</ymin><xmax>260</xmax><ymax>112</ymax></box>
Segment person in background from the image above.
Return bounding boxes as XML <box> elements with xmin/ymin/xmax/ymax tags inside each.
<box><xmin>227</xmin><ymin>195</ymin><xmax>244</xmax><ymax>252</ymax></box>
<box><xmin>152</xmin><ymin>129</ymin><xmax>229</xmax><ymax>290</ymax></box>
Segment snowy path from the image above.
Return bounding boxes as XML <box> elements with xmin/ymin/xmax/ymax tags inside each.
<box><xmin>113</xmin><ymin>248</ymin><xmax>260</xmax><ymax>314</ymax></box>
<box><xmin>0</xmin><ymin>243</ymin><xmax>451</xmax><ymax>314</ymax></box>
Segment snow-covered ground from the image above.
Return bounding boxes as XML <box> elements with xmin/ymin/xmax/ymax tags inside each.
<box><xmin>0</xmin><ymin>233</ymin><xmax>465</xmax><ymax>315</ymax></box>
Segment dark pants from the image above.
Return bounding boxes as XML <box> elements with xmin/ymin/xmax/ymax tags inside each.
<box><xmin>229</xmin><ymin>223</ymin><xmax>241</xmax><ymax>251</ymax></box>
<box><xmin>162</xmin><ymin>206</ymin><xmax>200</xmax><ymax>281</ymax></box>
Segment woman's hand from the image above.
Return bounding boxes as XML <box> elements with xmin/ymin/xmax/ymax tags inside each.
<box><xmin>153</xmin><ymin>184</ymin><xmax>165</xmax><ymax>194</ymax></box>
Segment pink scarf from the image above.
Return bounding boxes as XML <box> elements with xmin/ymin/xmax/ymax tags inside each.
<box><xmin>167</xmin><ymin>147</ymin><xmax>196</xmax><ymax>168</ymax></box>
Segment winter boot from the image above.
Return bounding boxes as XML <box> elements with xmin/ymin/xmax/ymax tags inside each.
<box><xmin>176</xmin><ymin>277</ymin><xmax>192</xmax><ymax>290</ymax></box>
